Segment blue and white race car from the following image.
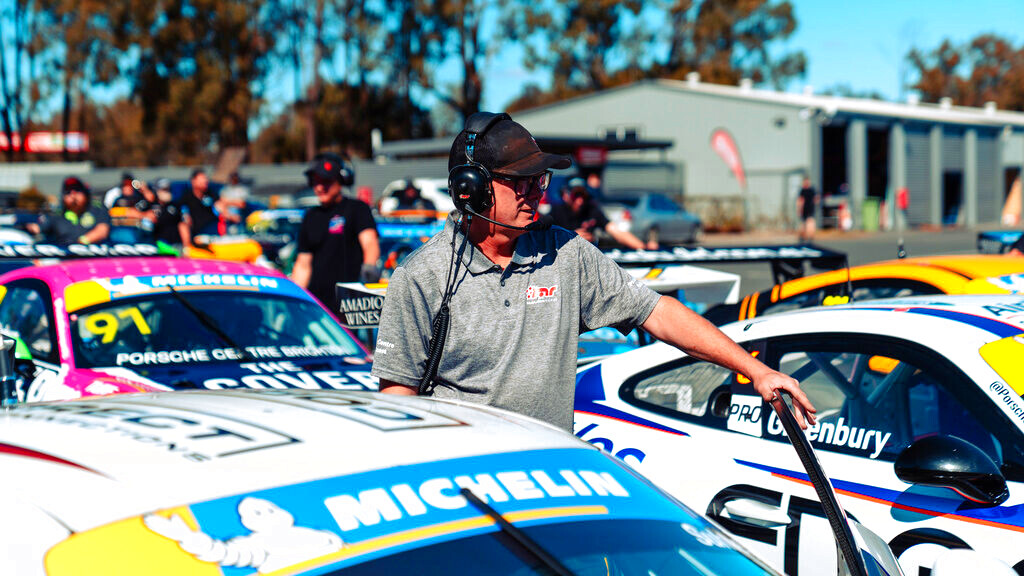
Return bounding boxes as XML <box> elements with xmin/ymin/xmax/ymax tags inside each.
<box><xmin>573</xmin><ymin>295</ymin><xmax>1024</xmax><ymax>575</ymax></box>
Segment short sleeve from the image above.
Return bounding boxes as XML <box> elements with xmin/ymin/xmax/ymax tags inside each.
<box><xmin>92</xmin><ymin>207</ymin><xmax>111</xmax><ymax>226</ymax></box>
<box><xmin>589</xmin><ymin>204</ymin><xmax>610</xmax><ymax>229</ymax></box>
<box><xmin>350</xmin><ymin>201</ymin><xmax>377</xmax><ymax>235</ymax></box>
<box><xmin>576</xmin><ymin>239</ymin><xmax>660</xmax><ymax>334</ymax></box>
<box><xmin>296</xmin><ymin>211</ymin><xmax>314</xmax><ymax>254</ymax></box>
<box><xmin>370</xmin><ymin>266</ymin><xmax>433</xmax><ymax>388</ymax></box>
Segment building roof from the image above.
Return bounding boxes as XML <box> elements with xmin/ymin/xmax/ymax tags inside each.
<box><xmin>372</xmin><ymin>134</ymin><xmax>673</xmax><ymax>161</ymax></box>
<box><xmin>515</xmin><ymin>78</ymin><xmax>1024</xmax><ymax>130</ymax></box>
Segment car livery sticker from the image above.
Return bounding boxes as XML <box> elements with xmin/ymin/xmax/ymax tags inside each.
<box><xmin>735</xmin><ymin>459</ymin><xmax>1024</xmax><ymax>534</ymax></box>
<box><xmin>575</xmin><ymin>364</ymin><xmax>689</xmax><ymax>437</ymax></box>
<box><xmin>43</xmin><ymin>449</ymin><xmax>694</xmax><ymax>575</ymax></box>
<box><xmin>64</xmin><ymin>273</ymin><xmax>310</xmax><ymax>313</ymax></box>
<box><xmin>854</xmin><ymin>305</ymin><xmax>1024</xmax><ymax>338</ymax></box>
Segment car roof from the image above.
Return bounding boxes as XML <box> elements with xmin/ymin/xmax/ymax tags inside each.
<box><xmin>777</xmin><ymin>254</ymin><xmax>1024</xmax><ymax>297</ymax></box>
<box><xmin>0</xmin><ymin>257</ymin><xmax>285</xmax><ymax>289</ymax></box>
<box><xmin>716</xmin><ymin>294</ymin><xmax>1024</xmax><ymax>365</ymax></box>
<box><xmin>0</xmin><ymin>391</ymin><xmax>584</xmax><ymax>531</ymax></box>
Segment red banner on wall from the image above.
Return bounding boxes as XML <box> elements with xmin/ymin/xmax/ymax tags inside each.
<box><xmin>710</xmin><ymin>129</ymin><xmax>746</xmax><ymax>190</ymax></box>
<box><xmin>575</xmin><ymin>146</ymin><xmax>608</xmax><ymax>167</ymax></box>
<box><xmin>0</xmin><ymin>132</ymin><xmax>89</xmax><ymax>153</ymax></box>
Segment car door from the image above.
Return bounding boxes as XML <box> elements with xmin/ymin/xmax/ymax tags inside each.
<box><xmin>759</xmin><ymin>333</ymin><xmax>1024</xmax><ymax>575</ymax></box>
<box><xmin>0</xmin><ymin>279</ymin><xmax>62</xmax><ymax>401</ymax></box>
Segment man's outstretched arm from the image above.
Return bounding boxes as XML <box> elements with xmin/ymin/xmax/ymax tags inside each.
<box><xmin>641</xmin><ymin>296</ymin><xmax>817</xmax><ymax>427</ymax></box>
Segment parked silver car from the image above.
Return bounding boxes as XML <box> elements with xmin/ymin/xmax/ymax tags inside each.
<box><xmin>603</xmin><ymin>192</ymin><xmax>702</xmax><ymax>245</ymax></box>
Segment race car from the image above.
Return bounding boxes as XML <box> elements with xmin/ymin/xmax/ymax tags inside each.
<box><xmin>0</xmin><ymin>256</ymin><xmax>375</xmax><ymax>403</ymax></box>
<box><xmin>704</xmin><ymin>254</ymin><xmax>1024</xmax><ymax>325</ymax></box>
<box><xmin>978</xmin><ymin>230</ymin><xmax>1023</xmax><ymax>254</ymax></box>
<box><xmin>573</xmin><ymin>294</ymin><xmax>1024</xmax><ymax>575</ymax></box>
<box><xmin>0</xmin><ymin>390</ymin><xmax>803</xmax><ymax>575</ymax></box>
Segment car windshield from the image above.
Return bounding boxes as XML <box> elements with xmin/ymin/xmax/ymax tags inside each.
<box><xmin>331</xmin><ymin>518</ymin><xmax>773</xmax><ymax>576</ymax></box>
<box><xmin>606</xmin><ymin>196</ymin><xmax>640</xmax><ymax>207</ymax></box>
<box><xmin>70</xmin><ymin>292</ymin><xmax>363</xmax><ymax>369</ymax></box>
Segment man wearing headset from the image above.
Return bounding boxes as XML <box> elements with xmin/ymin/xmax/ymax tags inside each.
<box><xmin>291</xmin><ymin>152</ymin><xmax>380</xmax><ymax>312</ymax></box>
<box><xmin>372</xmin><ymin>113</ymin><xmax>815</xmax><ymax>432</ymax></box>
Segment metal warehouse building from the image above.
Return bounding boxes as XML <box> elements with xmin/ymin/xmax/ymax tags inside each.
<box><xmin>513</xmin><ymin>77</ymin><xmax>1024</xmax><ymax>230</ymax></box>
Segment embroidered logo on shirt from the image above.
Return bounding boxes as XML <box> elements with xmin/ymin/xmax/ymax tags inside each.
<box><xmin>525</xmin><ymin>285</ymin><xmax>558</xmax><ymax>304</ymax></box>
<box><xmin>328</xmin><ymin>215</ymin><xmax>346</xmax><ymax>234</ymax></box>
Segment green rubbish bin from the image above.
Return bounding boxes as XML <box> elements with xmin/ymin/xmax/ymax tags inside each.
<box><xmin>862</xmin><ymin>198</ymin><xmax>879</xmax><ymax>232</ymax></box>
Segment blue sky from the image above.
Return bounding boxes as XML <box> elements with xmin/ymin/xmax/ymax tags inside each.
<box><xmin>478</xmin><ymin>0</ymin><xmax>1024</xmax><ymax>112</ymax></box>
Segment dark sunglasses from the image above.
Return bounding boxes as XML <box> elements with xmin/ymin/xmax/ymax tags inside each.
<box><xmin>493</xmin><ymin>170</ymin><xmax>552</xmax><ymax>194</ymax></box>
<box><xmin>307</xmin><ymin>175</ymin><xmax>337</xmax><ymax>189</ymax></box>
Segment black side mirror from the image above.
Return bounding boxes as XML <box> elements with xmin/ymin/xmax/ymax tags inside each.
<box><xmin>895</xmin><ymin>436</ymin><xmax>1009</xmax><ymax>505</ymax></box>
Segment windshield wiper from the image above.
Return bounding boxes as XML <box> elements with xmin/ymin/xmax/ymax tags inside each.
<box><xmin>165</xmin><ymin>287</ymin><xmax>254</xmax><ymax>361</ymax></box>
<box><xmin>459</xmin><ymin>488</ymin><xmax>574</xmax><ymax>576</ymax></box>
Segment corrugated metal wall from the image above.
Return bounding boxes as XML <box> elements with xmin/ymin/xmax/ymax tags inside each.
<box><xmin>905</xmin><ymin>126</ymin><xmax>931</xmax><ymax>225</ymax></box>
<box><xmin>976</xmin><ymin>131</ymin><xmax>999</xmax><ymax>222</ymax></box>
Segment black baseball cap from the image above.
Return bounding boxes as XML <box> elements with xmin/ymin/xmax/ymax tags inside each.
<box><xmin>304</xmin><ymin>152</ymin><xmax>354</xmax><ymax>186</ymax></box>
<box><xmin>62</xmin><ymin>176</ymin><xmax>90</xmax><ymax>196</ymax></box>
<box><xmin>448</xmin><ymin>116</ymin><xmax>571</xmax><ymax>177</ymax></box>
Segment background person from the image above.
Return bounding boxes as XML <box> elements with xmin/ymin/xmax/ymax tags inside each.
<box><xmin>290</xmin><ymin>152</ymin><xmax>380</xmax><ymax>312</ymax></box>
<box><xmin>797</xmin><ymin>176</ymin><xmax>818</xmax><ymax>243</ymax></box>
<box><xmin>372</xmin><ymin>112</ymin><xmax>815</xmax><ymax>432</ymax></box>
<box><xmin>151</xmin><ymin>178</ymin><xmax>183</xmax><ymax>245</ymax></box>
<box><xmin>28</xmin><ymin>177</ymin><xmax>110</xmax><ymax>245</ymax></box>
<box><xmin>177</xmin><ymin>168</ymin><xmax>239</xmax><ymax>248</ymax></box>
<box><xmin>549</xmin><ymin>177</ymin><xmax>656</xmax><ymax>250</ymax></box>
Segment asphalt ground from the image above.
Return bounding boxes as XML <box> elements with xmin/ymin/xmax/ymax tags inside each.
<box><xmin>695</xmin><ymin>226</ymin><xmax>994</xmax><ymax>294</ymax></box>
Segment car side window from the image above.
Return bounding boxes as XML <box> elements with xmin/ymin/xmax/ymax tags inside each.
<box><xmin>768</xmin><ymin>336</ymin><xmax>1017</xmax><ymax>470</ymax></box>
<box><xmin>649</xmin><ymin>194</ymin><xmax>679</xmax><ymax>212</ymax></box>
<box><xmin>849</xmin><ymin>279</ymin><xmax>944</xmax><ymax>302</ymax></box>
<box><xmin>760</xmin><ymin>289</ymin><xmax>825</xmax><ymax>316</ymax></box>
<box><xmin>0</xmin><ymin>283</ymin><xmax>56</xmax><ymax>361</ymax></box>
<box><xmin>623</xmin><ymin>351</ymin><xmax>753</xmax><ymax>429</ymax></box>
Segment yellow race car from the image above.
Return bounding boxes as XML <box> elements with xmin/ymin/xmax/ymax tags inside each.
<box><xmin>706</xmin><ymin>254</ymin><xmax>1024</xmax><ymax>325</ymax></box>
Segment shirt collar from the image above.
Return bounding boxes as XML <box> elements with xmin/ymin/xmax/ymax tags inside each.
<box><xmin>443</xmin><ymin>214</ymin><xmax>547</xmax><ymax>274</ymax></box>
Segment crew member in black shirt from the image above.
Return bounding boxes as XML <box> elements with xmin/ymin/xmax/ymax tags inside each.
<box><xmin>152</xmin><ymin>178</ymin><xmax>182</xmax><ymax>244</ymax></box>
<box><xmin>28</xmin><ymin>177</ymin><xmax>110</xmax><ymax>245</ymax></box>
<box><xmin>291</xmin><ymin>153</ymin><xmax>380</xmax><ymax>311</ymax></box>
<box><xmin>177</xmin><ymin>168</ymin><xmax>239</xmax><ymax>248</ymax></box>
<box><xmin>549</xmin><ymin>177</ymin><xmax>654</xmax><ymax>250</ymax></box>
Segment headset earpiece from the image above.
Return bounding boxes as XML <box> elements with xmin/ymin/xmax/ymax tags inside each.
<box><xmin>448</xmin><ymin>112</ymin><xmax>510</xmax><ymax>215</ymax></box>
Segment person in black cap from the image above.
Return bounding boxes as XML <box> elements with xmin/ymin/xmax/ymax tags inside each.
<box><xmin>549</xmin><ymin>176</ymin><xmax>655</xmax><ymax>250</ymax></box>
<box><xmin>371</xmin><ymin>111</ymin><xmax>816</xmax><ymax>433</ymax></box>
<box><xmin>28</xmin><ymin>177</ymin><xmax>110</xmax><ymax>245</ymax></box>
<box><xmin>291</xmin><ymin>152</ymin><xmax>380</xmax><ymax>312</ymax></box>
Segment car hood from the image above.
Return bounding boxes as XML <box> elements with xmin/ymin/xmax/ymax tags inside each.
<box><xmin>81</xmin><ymin>356</ymin><xmax>378</xmax><ymax>394</ymax></box>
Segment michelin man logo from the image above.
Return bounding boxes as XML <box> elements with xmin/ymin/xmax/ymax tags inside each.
<box><xmin>144</xmin><ymin>497</ymin><xmax>344</xmax><ymax>573</ymax></box>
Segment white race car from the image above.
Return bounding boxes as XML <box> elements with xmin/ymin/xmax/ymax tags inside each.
<box><xmin>0</xmin><ymin>389</ymin><xmax>905</xmax><ymax>576</ymax></box>
<box><xmin>573</xmin><ymin>295</ymin><xmax>1024</xmax><ymax>575</ymax></box>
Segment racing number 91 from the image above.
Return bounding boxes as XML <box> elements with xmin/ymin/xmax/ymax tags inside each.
<box><xmin>85</xmin><ymin>308</ymin><xmax>152</xmax><ymax>343</ymax></box>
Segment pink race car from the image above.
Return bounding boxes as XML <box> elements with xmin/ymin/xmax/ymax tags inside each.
<box><xmin>0</xmin><ymin>257</ymin><xmax>376</xmax><ymax>402</ymax></box>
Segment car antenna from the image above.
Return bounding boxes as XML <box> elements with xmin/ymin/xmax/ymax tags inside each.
<box><xmin>844</xmin><ymin>255</ymin><xmax>854</xmax><ymax>304</ymax></box>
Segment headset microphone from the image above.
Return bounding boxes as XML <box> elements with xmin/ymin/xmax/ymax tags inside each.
<box><xmin>462</xmin><ymin>207</ymin><xmax>553</xmax><ymax>232</ymax></box>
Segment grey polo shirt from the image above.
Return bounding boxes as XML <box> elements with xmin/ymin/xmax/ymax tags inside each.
<box><xmin>371</xmin><ymin>216</ymin><xmax>660</xmax><ymax>430</ymax></box>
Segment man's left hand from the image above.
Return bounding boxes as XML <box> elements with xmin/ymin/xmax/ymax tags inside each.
<box><xmin>750</xmin><ymin>369</ymin><xmax>817</xmax><ymax>429</ymax></box>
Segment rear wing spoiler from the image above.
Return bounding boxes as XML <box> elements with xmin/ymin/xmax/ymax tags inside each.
<box><xmin>0</xmin><ymin>242</ymin><xmax>175</xmax><ymax>259</ymax></box>
<box><xmin>977</xmin><ymin>231</ymin><xmax>1022</xmax><ymax>254</ymax></box>
<box><xmin>377</xmin><ymin>220</ymin><xmax>444</xmax><ymax>239</ymax></box>
<box><xmin>335</xmin><ymin>263</ymin><xmax>741</xmax><ymax>330</ymax></box>
<box><xmin>604</xmin><ymin>243</ymin><xmax>848</xmax><ymax>284</ymax></box>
